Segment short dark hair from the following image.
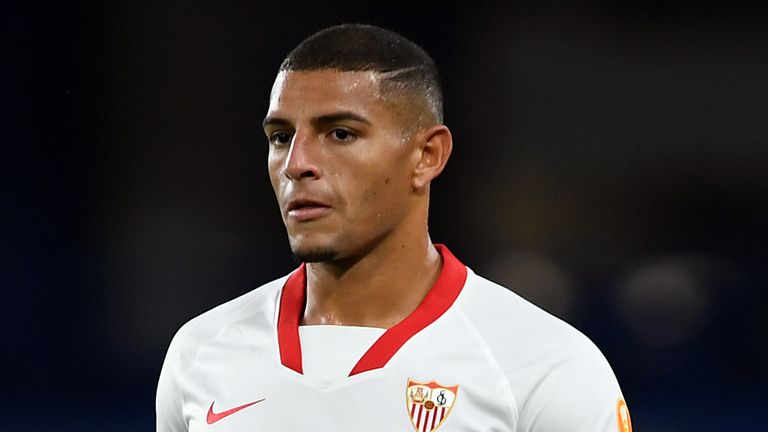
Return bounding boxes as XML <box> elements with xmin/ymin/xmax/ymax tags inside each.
<box><xmin>280</xmin><ymin>24</ymin><xmax>443</xmax><ymax>124</ymax></box>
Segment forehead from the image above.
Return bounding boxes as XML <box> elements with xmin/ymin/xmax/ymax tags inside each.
<box><xmin>267</xmin><ymin>70</ymin><xmax>390</xmax><ymax>120</ymax></box>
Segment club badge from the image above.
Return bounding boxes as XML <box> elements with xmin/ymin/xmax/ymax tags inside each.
<box><xmin>406</xmin><ymin>378</ymin><xmax>459</xmax><ymax>432</ymax></box>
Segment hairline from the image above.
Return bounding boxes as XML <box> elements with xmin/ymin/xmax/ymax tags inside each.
<box><xmin>276</xmin><ymin>67</ymin><xmax>441</xmax><ymax>132</ymax></box>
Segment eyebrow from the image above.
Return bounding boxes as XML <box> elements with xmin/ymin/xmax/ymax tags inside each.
<box><xmin>313</xmin><ymin>111</ymin><xmax>372</xmax><ymax>127</ymax></box>
<box><xmin>262</xmin><ymin>111</ymin><xmax>372</xmax><ymax>129</ymax></box>
<box><xmin>262</xmin><ymin>116</ymin><xmax>291</xmax><ymax>129</ymax></box>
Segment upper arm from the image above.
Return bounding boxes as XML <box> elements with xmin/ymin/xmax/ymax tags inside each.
<box><xmin>516</xmin><ymin>341</ymin><xmax>629</xmax><ymax>432</ymax></box>
<box><xmin>156</xmin><ymin>336</ymin><xmax>187</xmax><ymax>432</ymax></box>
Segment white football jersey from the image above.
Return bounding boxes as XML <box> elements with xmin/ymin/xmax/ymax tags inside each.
<box><xmin>157</xmin><ymin>245</ymin><xmax>632</xmax><ymax>432</ymax></box>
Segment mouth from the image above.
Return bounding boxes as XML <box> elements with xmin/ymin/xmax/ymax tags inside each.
<box><xmin>286</xmin><ymin>198</ymin><xmax>332</xmax><ymax>222</ymax></box>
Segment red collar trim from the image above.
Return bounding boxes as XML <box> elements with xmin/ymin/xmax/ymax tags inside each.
<box><xmin>276</xmin><ymin>244</ymin><xmax>468</xmax><ymax>376</ymax></box>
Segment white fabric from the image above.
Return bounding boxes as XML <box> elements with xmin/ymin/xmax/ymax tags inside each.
<box><xmin>298</xmin><ymin>325</ymin><xmax>385</xmax><ymax>383</ymax></box>
<box><xmin>157</xmin><ymin>268</ymin><xmax>626</xmax><ymax>431</ymax></box>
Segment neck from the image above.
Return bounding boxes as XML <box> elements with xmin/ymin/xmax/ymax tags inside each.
<box><xmin>301</xmin><ymin>231</ymin><xmax>442</xmax><ymax>328</ymax></box>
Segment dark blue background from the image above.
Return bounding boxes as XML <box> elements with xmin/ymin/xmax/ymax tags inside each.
<box><xmin>3</xmin><ymin>1</ymin><xmax>766</xmax><ymax>430</ymax></box>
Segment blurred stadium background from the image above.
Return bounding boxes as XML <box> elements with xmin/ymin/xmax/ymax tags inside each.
<box><xmin>3</xmin><ymin>1</ymin><xmax>767</xmax><ymax>430</ymax></box>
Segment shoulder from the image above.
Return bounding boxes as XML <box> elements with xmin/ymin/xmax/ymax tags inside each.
<box><xmin>164</xmin><ymin>274</ymin><xmax>289</xmax><ymax>369</ymax></box>
<box><xmin>456</xmin><ymin>269</ymin><xmax>624</xmax><ymax>431</ymax></box>
<box><xmin>457</xmin><ymin>269</ymin><xmax>597</xmax><ymax>355</ymax></box>
<box><xmin>156</xmin><ymin>273</ymin><xmax>291</xmax><ymax>432</ymax></box>
<box><xmin>457</xmin><ymin>268</ymin><xmax>615</xmax><ymax>372</ymax></box>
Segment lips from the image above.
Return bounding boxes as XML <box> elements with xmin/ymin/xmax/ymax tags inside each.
<box><xmin>286</xmin><ymin>198</ymin><xmax>332</xmax><ymax>221</ymax></box>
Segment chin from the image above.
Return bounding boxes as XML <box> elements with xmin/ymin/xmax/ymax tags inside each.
<box><xmin>291</xmin><ymin>247</ymin><xmax>340</xmax><ymax>263</ymax></box>
<box><xmin>289</xmin><ymin>236</ymin><xmax>340</xmax><ymax>263</ymax></box>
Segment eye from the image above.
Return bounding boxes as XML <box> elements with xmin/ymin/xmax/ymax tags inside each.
<box><xmin>268</xmin><ymin>131</ymin><xmax>292</xmax><ymax>146</ymax></box>
<box><xmin>329</xmin><ymin>128</ymin><xmax>357</xmax><ymax>142</ymax></box>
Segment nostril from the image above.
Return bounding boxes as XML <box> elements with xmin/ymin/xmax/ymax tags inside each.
<box><xmin>285</xmin><ymin>169</ymin><xmax>318</xmax><ymax>180</ymax></box>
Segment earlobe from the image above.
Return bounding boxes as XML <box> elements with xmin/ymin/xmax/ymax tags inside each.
<box><xmin>411</xmin><ymin>125</ymin><xmax>453</xmax><ymax>192</ymax></box>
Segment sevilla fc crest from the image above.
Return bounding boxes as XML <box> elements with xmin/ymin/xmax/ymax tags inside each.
<box><xmin>406</xmin><ymin>379</ymin><xmax>459</xmax><ymax>432</ymax></box>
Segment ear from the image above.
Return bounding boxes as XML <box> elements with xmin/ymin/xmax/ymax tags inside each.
<box><xmin>411</xmin><ymin>125</ymin><xmax>453</xmax><ymax>192</ymax></box>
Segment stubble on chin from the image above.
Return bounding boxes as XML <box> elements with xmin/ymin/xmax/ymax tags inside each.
<box><xmin>291</xmin><ymin>247</ymin><xmax>339</xmax><ymax>263</ymax></box>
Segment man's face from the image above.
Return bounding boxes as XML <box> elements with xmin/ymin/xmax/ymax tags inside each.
<box><xmin>264</xmin><ymin>70</ymin><xmax>418</xmax><ymax>262</ymax></box>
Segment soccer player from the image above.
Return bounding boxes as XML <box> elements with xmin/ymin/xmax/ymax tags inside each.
<box><xmin>156</xmin><ymin>24</ymin><xmax>632</xmax><ymax>432</ymax></box>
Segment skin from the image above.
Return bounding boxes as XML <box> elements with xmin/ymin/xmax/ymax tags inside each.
<box><xmin>264</xmin><ymin>69</ymin><xmax>452</xmax><ymax>328</ymax></box>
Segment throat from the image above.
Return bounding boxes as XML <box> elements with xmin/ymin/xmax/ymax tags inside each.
<box><xmin>301</xmin><ymin>281</ymin><xmax>413</xmax><ymax>327</ymax></box>
<box><xmin>301</xmin><ymin>243</ymin><xmax>443</xmax><ymax>328</ymax></box>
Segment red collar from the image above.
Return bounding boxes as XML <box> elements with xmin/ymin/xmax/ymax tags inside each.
<box><xmin>277</xmin><ymin>244</ymin><xmax>468</xmax><ymax>376</ymax></box>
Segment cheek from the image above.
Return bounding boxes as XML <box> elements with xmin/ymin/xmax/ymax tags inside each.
<box><xmin>267</xmin><ymin>154</ymin><xmax>284</xmax><ymax>191</ymax></box>
<box><xmin>353</xmin><ymin>166</ymin><xmax>410</xmax><ymax>217</ymax></box>
<box><xmin>332</xmin><ymin>137</ymin><xmax>413</xmax><ymax>216</ymax></box>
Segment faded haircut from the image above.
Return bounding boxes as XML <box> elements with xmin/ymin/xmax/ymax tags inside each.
<box><xmin>279</xmin><ymin>24</ymin><xmax>443</xmax><ymax>126</ymax></box>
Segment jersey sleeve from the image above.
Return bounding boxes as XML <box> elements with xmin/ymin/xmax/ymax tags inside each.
<box><xmin>156</xmin><ymin>333</ymin><xmax>188</xmax><ymax>432</ymax></box>
<box><xmin>516</xmin><ymin>338</ymin><xmax>629</xmax><ymax>432</ymax></box>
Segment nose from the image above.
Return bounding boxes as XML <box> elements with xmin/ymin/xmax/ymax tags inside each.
<box><xmin>283</xmin><ymin>131</ymin><xmax>321</xmax><ymax>181</ymax></box>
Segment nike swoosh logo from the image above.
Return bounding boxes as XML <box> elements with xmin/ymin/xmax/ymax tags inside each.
<box><xmin>206</xmin><ymin>399</ymin><xmax>265</xmax><ymax>424</ymax></box>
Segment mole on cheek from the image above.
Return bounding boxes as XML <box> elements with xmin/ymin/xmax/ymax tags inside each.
<box><xmin>385</xmin><ymin>177</ymin><xmax>391</xmax><ymax>185</ymax></box>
